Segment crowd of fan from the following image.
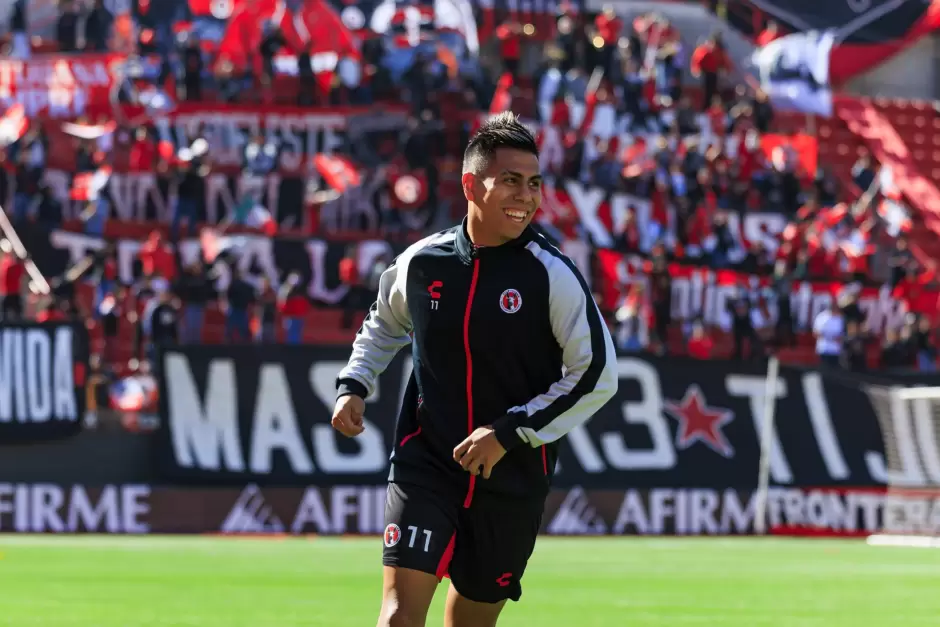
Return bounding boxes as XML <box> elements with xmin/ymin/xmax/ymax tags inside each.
<box><xmin>1</xmin><ymin>0</ymin><xmax>936</xmax><ymax>372</ymax></box>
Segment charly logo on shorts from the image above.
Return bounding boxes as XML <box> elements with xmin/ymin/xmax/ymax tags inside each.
<box><xmin>500</xmin><ymin>289</ymin><xmax>522</xmax><ymax>314</ymax></box>
<box><xmin>384</xmin><ymin>523</ymin><xmax>402</xmax><ymax>547</ymax></box>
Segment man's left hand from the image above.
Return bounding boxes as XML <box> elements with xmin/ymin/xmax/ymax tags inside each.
<box><xmin>453</xmin><ymin>427</ymin><xmax>506</xmax><ymax>479</ymax></box>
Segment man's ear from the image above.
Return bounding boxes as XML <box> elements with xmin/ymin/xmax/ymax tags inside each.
<box><xmin>461</xmin><ymin>172</ymin><xmax>475</xmax><ymax>202</ymax></box>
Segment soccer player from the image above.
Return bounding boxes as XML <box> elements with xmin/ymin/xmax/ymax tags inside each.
<box><xmin>332</xmin><ymin>112</ymin><xmax>618</xmax><ymax>627</ymax></box>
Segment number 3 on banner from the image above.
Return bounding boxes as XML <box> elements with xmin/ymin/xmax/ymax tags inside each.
<box><xmin>407</xmin><ymin>526</ymin><xmax>432</xmax><ymax>552</ymax></box>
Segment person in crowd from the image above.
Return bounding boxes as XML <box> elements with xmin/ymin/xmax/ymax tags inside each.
<box><xmin>648</xmin><ymin>251</ymin><xmax>671</xmax><ymax>351</ymax></box>
<box><xmin>85</xmin><ymin>0</ymin><xmax>114</xmax><ymax>52</ymax></box>
<box><xmin>727</xmin><ymin>288</ymin><xmax>761</xmax><ymax>361</ymax></box>
<box><xmin>840</xmin><ymin>320</ymin><xmax>868</xmax><ymax>372</ymax></box>
<box><xmin>278</xmin><ymin>273</ymin><xmax>309</xmax><ymax>345</ymax></box>
<box><xmin>615</xmin><ymin>282</ymin><xmax>649</xmax><ymax>352</ymax></box>
<box><xmin>56</xmin><ymin>0</ymin><xmax>81</xmax><ymax>53</ymax></box>
<box><xmin>255</xmin><ymin>277</ymin><xmax>278</xmax><ymax>344</ymax></box>
<box><xmin>7</xmin><ymin>0</ymin><xmax>29</xmax><ymax>58</ymax></box>
<box><xmin>339</xmin><ymin>245</ymin><xmax>363</xmax><ymax>330</ymax></box>
<box><xmin>770</xmin><ymin>260</ymin><xmax>794</xmax><ymax>346</ymax></box>
<box><xmin>172</xmin><ymin>152</ymin><xmax>210</xmax><ymax>240</ymax></box>
<box><xmin>690</xmin><ymin>33</ymin><xmax>729</xmax><ymax>111</ymax></box>
<box><xmin>686</xmin><ymin>320</ymin><xmax>713</xmax><ymax>360</ymax></box>
<box><xmin>142</xmin><ymin>291</ymin><xmax>179</xmax><ymax>363</ymax></box>
<box><xmin>0</xmin><ymin>242</ymin><xmax>26</xmax><ymax>321</ymax></box>
<box><xmin>174</xmin><ymin>261</ymin><xmax>212</xmax><ymax>344</ymax></box>
<box><xmin>99</xmin><ymin>287</ymin><xmax>124</xmax><ymax>365</ymax></box>
<box><xmin>813</xmin><ymin>300</ymin><xmax>845</xmax><ymax>368</ymax></box>
<box><xmin>913</xmin><ymin>315</ymin><xmax>937</xmax><ymax>371</ymax></box>
<box><xmin>222</xmin><ymin>268</ymin><xmax>256</xmax><ymax>342</ymax></box>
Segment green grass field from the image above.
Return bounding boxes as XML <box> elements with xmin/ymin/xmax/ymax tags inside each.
<box><xmin>0</xmin><ymin>536</ymin><xmax>939</xmax><ymax>626</ymax></box>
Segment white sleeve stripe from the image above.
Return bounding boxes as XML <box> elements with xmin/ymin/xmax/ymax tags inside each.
<box><xmin>506</xmin><ymin>239</ymin><xmax>616</xmax><ymax>445</ymax></box>
<box><xmin>337</xmin><ymin>230</ymin><xmax>456</xmax><ymax>397</ymax></box>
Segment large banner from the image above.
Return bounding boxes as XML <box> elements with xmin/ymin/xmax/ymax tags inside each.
<box><xmin>0</xmin><ymin>54</ymin><xmax>125</xmax><ymax>118</ymax></box>
<box><xmin>0</xmin><ymin>323</ymin><xmax>88</xmax><ymax>443</ymax></box>
<box><xmin>595</xmin><ymin>249</ymin><xmax>935</xmax><ymax>334</ymax></box>
<box><xmin>156</xmin><ymin>345</ymin><xmax>905</xmax><ymax>489</ymax></box>
<box><xmin>23</xmin><ymin>105</ymin><xmax>412</xmax><ymax>226</ymax></box>
<box><xmin>27</xmin><ymin>228</ymin><xmax>405</xmax><ymax>307</ymax></box>
<box><xmin>540</xmin><ymin>180</ymin><xmax>788</xmax><ymax>252</ymax></box>
<box><xmin>2</xmin><ymin>483</ymin><xmax>934</xmax><ymax>537</ymax></box>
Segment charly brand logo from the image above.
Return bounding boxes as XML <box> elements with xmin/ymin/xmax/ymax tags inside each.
<box><xmin>499</xmin><ymin>289</ymin><xmax>523</xmax><ymax>314</ymax></box>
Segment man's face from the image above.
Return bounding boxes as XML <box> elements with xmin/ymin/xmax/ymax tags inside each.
<box><xmin>465</xmin><ymin>148</ymin><xmax>541</xmax><ymax>243</ymax></box>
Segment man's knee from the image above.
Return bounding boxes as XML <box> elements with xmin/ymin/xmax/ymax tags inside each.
<box><xmin>378</xmin><ymin>600</ymin><xmax>427</xmax><ymax>627</ymax></box>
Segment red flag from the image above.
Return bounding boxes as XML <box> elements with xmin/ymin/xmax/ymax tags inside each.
<box><xmin>314</xmin><ymin>154</ymin><xmax>361</xmax><ymax>192</ymax></box>
<box><xmin>489</xmin><ymin>73</ymin><xmax>513</xmax><ymax>114</ymax></box>
<box><xmin>70</xmin><ymin>166</ymin><xmax>112</xmax><ymax>201</ymax></box>
<box><xmin>760</xmin><ymin>133</ymin><xmax>818</xmax><ymax>177</ymax></box>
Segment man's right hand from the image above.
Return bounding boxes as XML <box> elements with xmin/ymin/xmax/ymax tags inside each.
<box><xmin>331</xmin><ymin>394</ymin><xmax>366</xmax><ymax>437</ymax></box>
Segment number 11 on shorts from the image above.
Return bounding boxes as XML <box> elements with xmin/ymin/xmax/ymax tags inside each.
<box><xmin>408</xmin><ymin>526</ymin><xmax>432</xmax><ymax>552</ymax></box>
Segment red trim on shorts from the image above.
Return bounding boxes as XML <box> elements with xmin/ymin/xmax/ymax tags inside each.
<box><xmin>541</xmin><ymin>446</ymin><xmax>548</xmax><ymax>475</ymax></box>
<box><xmin>398</xmin><ymin>427</ymin><xmax>421</xmax><ymax>447</ymax></box>
<box><xmin>436</xmin><ymin>532</ymin><xmax>457</xmax><ymax>580</ymax></box>
<box><xmin>462</xmin><ymin>258</ymin><xmax>481</xmax><ymax>509</ymax></box>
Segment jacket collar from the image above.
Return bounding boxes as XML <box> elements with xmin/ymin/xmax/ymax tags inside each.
<box><xmin>455</xmin><ymin>216</ymin><xmax>534</xmax><ymax>264</ymax></box>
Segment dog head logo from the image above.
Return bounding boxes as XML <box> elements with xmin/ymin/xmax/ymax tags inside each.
<box><xmin>500</xmin><ymin>289</ymin><xmax>522</xmax><ymax>314</ymax></box>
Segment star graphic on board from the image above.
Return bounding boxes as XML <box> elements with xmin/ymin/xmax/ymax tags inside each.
<box><xmin>664</xmin><ymin>385</ymin><xmax>735</xmax><ymax>458</ymax></box>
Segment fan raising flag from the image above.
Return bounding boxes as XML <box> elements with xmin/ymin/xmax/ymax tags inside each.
<box><xmin>752</xmin><ymin>30</ymin><xmax>836</xmax><ymax>117</ymax></box>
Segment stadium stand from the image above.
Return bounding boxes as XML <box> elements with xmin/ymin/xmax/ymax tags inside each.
<box><xmin>1</xmin><ymin>0</ymin><xmax>939</xmax><ymax>379</ymax></box>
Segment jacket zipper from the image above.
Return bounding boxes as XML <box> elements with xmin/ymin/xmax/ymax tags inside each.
<box><xmin>462</xmin><ymin>255</ymin><xmax>481</xmax><ymax>508</ymax></box>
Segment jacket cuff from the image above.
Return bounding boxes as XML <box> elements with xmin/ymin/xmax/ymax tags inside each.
<box><xmin>493</xmin><ymin>413</ymin><xmax>526</xmax><ymax>452</ymax></box>
<box><xmin>336</xmin><ymin>378</ymin><xmax>368</xmax><ymax>400</ymax></box>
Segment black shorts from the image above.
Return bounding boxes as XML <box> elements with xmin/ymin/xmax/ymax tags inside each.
<box><xmin>382</xmin><ymin>482</ymin><xmax>542</xmax><ymax>604</ymax></box>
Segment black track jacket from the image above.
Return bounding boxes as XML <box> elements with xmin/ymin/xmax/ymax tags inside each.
<box><xmin>336</xmin><ymin>219</ymin><xmax>617</xmax><ymax>505</ymax></box>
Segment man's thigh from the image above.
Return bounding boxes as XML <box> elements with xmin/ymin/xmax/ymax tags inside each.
<box><xmin>448</xmin><ymin>495</ymin><xmax>543</xmax><ymax>604</ymax></box>
<box><xmin>383</xmin><ymin>482</ymin><xmax>460</xmax><ymax>578</ymax></box>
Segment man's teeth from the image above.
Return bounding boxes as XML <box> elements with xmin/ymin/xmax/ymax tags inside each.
<box><xmin>504</xmin><ymin>210</ymin><xmax>527</xmax><ymax>222</ymax></box>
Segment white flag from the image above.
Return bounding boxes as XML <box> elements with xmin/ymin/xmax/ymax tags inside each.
<box><xmin>752</xmin><ymin>30</ymin><xmax>835</xmax><ymax>117</ymax></box>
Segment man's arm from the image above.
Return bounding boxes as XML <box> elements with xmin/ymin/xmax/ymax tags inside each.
<box><xmin>335</xmin><ymin>254</ymin><xmax>413</xmax><ymax>399</ymax></box>
<box><xmin>492</xmin><ymin>248</ymin><xmax>618</xmax><ymax>450</ymax></box>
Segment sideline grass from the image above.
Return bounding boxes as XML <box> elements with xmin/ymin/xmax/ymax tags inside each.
<box><xmin>0</xmin><ymin>535</ymin><xmax>938</xmax><ymax>626</ymax></box>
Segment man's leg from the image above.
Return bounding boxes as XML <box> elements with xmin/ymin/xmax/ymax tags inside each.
<box><xmin>380</xmin><ymin>482</ymin><xmax>459</xmax><ymax>627</ymax></box>
<box><xmin>378</xmin><ymin>566</ymin><xmax>439</xmax><ymax>627</ymax></box>
<box><xmin>444</xmin><ymin>585</ymin><xmax>506</xmax><ymax>627</ymax></box>
<box><xmin>445</xmin><ymin>493</ymin><xmax>543</xmax><ymax>626</ymax></box>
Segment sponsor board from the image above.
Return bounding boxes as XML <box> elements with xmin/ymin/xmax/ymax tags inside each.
<box><xmin>0</xmin><ymin>484</ymin><xmax>150</xmax><ymax>533</ymax></box>
<box><xmin>155</xmin><ymin>346</ymin><xmax>940</xmax><ymax>489</ymax></box>
<box><xmin>0</xmin><ymin>323</ymin><xmax>88</xmax><ymax>442</ymax></box>
<box><xmin>4</xmin><ymin>484</ymin><xmax>937</xmax><ymax>537</ymax></box>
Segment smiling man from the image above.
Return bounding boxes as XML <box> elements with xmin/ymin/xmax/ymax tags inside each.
<box><xmin>331</xmin><ymin>112</ymin><xmax>618</xmax><ymax>627</ymax></box>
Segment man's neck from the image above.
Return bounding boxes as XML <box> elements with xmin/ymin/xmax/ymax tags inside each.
<box><xmin>467</xmin><ymin>211</ymin><xmax>509</xmax><ymax>247</ymax></box>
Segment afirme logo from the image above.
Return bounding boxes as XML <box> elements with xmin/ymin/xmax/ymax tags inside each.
<box><xmin>220</xmin><ymin>485</ymin><xmax>285</xmax><ymax>534</ymax></box>
<box><xmin>0</xmin><ymin>484</ymin><xmax>150</xmax><ymax>533</ymax></box>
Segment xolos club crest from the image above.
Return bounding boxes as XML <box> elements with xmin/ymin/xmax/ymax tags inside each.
<box><xmin>384</xmin><ymin>523</ymin><xmax>402</xmax><ymax>547</ymax></box>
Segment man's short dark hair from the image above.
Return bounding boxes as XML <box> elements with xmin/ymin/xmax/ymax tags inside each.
<box><xmin>462</xmin><ymin>111</ymin><xmax>539</xmax><ymax>175</ymax></box>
